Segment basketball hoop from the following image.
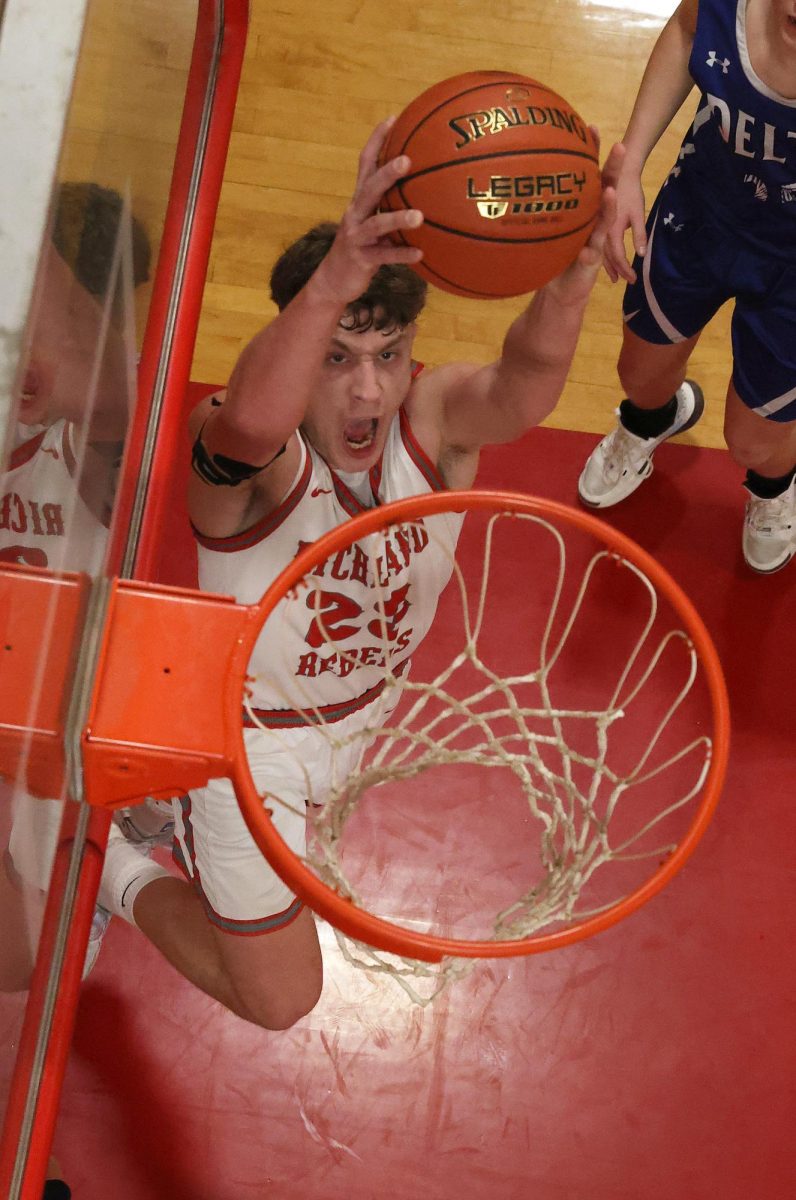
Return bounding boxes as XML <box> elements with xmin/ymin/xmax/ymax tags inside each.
<box><xmin>222</xmin><ymin>490</ymin><xmax>729</xmax><ymax>989</ymax></box>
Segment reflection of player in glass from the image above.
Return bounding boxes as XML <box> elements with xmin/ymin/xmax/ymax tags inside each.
<box><xmin>0</xmin><ymin>183</ymin><xmax>150</xmax><ymax>991</ymax></box>
<box><xmin>577</xmin><ymin>0</ymin><xmax>796</xmax><ymax>573</ymax></box>
<box><xmin>3</xmin><ymin>182</ymin><xmax>150</xmax><ymax>572</ymax></box>
<box><xmin>94</xmin><ymin>121</ymin><xmax>622</xmax><ymax>1030</ymax></box>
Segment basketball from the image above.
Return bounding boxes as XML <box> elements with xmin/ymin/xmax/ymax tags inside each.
<box><xmin>379</xmin><ymin>71</ymin><xmax>602</xmax><ymax>299</ymax></box>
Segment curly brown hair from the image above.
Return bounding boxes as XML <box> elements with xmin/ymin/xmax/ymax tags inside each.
<box><xmin>270</xmin><ymin>222</ymin><xmax>427</xmax><ymax>331</ymax></box>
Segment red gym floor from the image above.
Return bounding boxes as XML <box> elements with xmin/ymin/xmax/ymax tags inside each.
<box><xmin>4</xmin><ymin>418</ymin><xmax>796</xmax><ymax>1199</ymax></box>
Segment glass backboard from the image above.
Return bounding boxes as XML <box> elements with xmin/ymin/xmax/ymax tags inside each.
<box><xmin>0</xmin><ymin>1</ymin><xmax>242</xmax><ymax>1194</ymax></box>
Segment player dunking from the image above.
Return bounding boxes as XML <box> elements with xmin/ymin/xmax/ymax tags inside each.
<box><xmin>94</xmin><ymin>121</ymin><xmax>622</xmax><ymax>1030</ymax></box>
<box><xmin>577</xmin><ymin>0</ymin><xmax>796</xmax><ymax>573</ymax></box>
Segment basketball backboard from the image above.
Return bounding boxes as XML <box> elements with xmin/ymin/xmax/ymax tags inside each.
<box><xmin>0</xmin><ymin>1</ymin><xmax>245</xmax><ymax>1195</ymax></box>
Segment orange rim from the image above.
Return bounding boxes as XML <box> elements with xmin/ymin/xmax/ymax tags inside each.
<box><xmin>225</xmin><ymin>491</ymin><xmax>730</xmax><ymax>964</ymax></box>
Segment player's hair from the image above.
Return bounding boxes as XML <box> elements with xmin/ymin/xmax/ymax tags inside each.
<box><xmin>270</xmin><ymin>221</ymin><xmax>427</xmax><ymax>331</ymax></box>
<box><xmin>52</xmin><ymin>182</ymin><xmax>151</xmax><ymax>297</ymax></box>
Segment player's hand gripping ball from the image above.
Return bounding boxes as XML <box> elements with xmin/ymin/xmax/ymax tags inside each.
<box><xmin>379</xmin><ymin>70</ymin><xmax>601</xmax><ymax>299</ymax></box>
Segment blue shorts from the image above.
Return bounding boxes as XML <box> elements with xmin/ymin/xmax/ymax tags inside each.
<box><xmin>623</xmin><ymin>178</ymin><xmax>796</xmax><ymax>422</ymax></box>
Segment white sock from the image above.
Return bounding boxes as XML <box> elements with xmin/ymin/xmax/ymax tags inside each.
<box><xmin>97</xmin><ymin>827</ymin><xmax>170</xmax><ymax>928</ymax></box>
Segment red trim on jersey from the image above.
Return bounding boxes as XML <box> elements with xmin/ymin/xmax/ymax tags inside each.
<box><xmin>374</xmin><ymin>361</ymin><xmax>426</xmax><ymax>496</ymax></box>
<box><xmin>61</xmin><ymin>422</ymin><xmax>78</xmax><ymax>479</ymax></box>
<box><xmin>8</xmin><ymin>430</ymin><xmax>46</xmax><ymax>470</ymax></box>
<box><xmin>330</xmin><ymin>470</ymin><xmax>368</xmax><ymax>516</ymax></box>
<box><xmin>244</xmin><ymin>658</ymin><xmax>409</xmax><ymax>729</ymax></box>
<box><xmin>369</xmin><ymin>457</ymin><xmax>383</xmax><ymax>496</ymax></box>
<box><xmin>398</xmin><ymin>407</ymin><xmax>446</xmax><ymax>492</ymax></box>
<box><xmin>191</xmin><ymin>440</ymin><xmax>313</xmax><ymax>552</ymax></box>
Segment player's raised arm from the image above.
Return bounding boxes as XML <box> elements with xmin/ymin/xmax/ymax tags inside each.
<box><xmin>604</xmin><ymin>0</ymin><xmax>698</xmax><ymax>283</ymax></box>
<box><xmin>194</xmin><ymin>120</ymin><xmax>423</xmax><ymax>472</ymax></box>
<box><xmin>424</xmin><ymin>141</ymin><xmax>622</xmax><ymax>457</ymax></box>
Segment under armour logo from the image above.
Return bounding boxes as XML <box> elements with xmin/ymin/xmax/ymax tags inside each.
<box><xmin>663</xmin><ymin>212</ymin><xmax>684</xmax><ymax>232</ymax></box>
<box><xmin>476</xmin><ymin>201</ymin><xmax>509</xmax><ymax>219</ymax></box>
<box><xmin>706</xmin><ymin>51</ymin><xmax>729</xmax><ymax>73</ymax></box>
<box><xmin>311</xmin><ymin>486</ymin><xmax>332</xmax><ymax>497</ymax></box>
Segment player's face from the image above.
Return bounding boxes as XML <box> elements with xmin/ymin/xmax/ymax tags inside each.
<box><xmin>301</xmin><ymin>318</ymin><xmax>416</xmax><ymax>471</ymax></box>
<box><xmin>18</xmin><ymin>246</ymin><xmax>130</xmax><ymax>437</ymax></box>
<box><xmin>771</xmin><ymin>0</ymin><xmax>796</xmax><ymax>48</ymax></box>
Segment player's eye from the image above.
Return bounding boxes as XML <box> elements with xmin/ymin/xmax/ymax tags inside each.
<box><xmin>380</xmin><ymin>350</ymin><xmax>398</xmax><ymax>362</ymax></box>
<box><xmin>328</xmin><ymin>352</ymin><xmax>347</xmax><ymax>365</ymax></box>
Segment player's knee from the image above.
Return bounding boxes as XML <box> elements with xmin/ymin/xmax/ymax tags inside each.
<box><xmin>231</xmin><ymin>971</ymin><xmax>322</xmax><ymax>1031</ymax></box>
<box><xmin>723</xmin><ymin>429</ymin><xmax>771</xmax><ymax>471</ymax></box>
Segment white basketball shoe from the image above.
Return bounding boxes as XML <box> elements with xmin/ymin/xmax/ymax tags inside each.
<box><xmin>85</xmin><ymin>808</ymin><xmax>170</xmax><ymax>977</ymax></box>
<box><xmin>83</xmin><ymin>906</ymin><xmax>111</xmax><ymax>979</ymax></box>
<box><xmin>578</xmin><ymin>380</ymin><xmax>705</xmax><ymax>509</ymax></box>
<box><xmin>113</xmin><ymin>797</ymin><xmax>175</xmax><ymax>847</ymax></box>
<box><xmin>742</xmin><ymin>476</ymin><xmax>796</xmax><ymax>574</ymax></box>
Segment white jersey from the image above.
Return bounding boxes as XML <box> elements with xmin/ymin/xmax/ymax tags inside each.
<box><xmin>194</xmin><ymin>406</ymin><xmax>463</xmax><ymax>726</ymax></box>
<box><xmin>1</xmin><ymin>419</ymin><xmax>108</xmax><ymax>574</ymax></box>
<box><xmin>4</xmin><ymin>420</ymin><xmax>111</xmax><ymax>894</ymax></box>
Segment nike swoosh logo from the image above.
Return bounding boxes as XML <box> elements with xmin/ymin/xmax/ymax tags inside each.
<box><xmin>311</xmin><ymin>487</ymin><xmax>332</xmax><ymax>497</ymax></box>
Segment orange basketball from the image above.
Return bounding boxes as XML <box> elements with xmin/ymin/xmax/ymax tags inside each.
<box><xmin>379</xmin><ymin>71</ymin><xmax>601</xmax><ymax>299</ymax></box>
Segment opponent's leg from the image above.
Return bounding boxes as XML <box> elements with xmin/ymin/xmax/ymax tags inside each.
<box><xmin>723</xmin><ymin>382</ymin><xmax>796</xmax><ymax>573</ymax></box>
<box><xmin>578</xmin><ymin>328</ymin><xmax>704</xmax><ymax>507</ymax></box>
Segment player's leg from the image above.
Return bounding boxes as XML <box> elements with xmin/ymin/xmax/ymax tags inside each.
<box><xmin>723</xmin><ymin>383</ymin><xmax>796</xmax><ymax>477</ymax></box>
<box><xmin>131</xmin><ymin>874</ymin><xmax>322</xmax><ymax>1030</ymax></box>
<box><xmin>140</xmin><ymin>766</ymin><xmax>321</xmax><ymax>1030</ymax></box>
<box><xmin>723</xmin><ymin>269</ymin><xmax>796</xmax><ymax>573</ymax></box>
<box><xmin>0</xmin><ymin>847</ymin><xmax>39</xmax><ymax>990</ymax></box>
<box><xmin>730</xmin><ymin>397</ymin><xmax>796</xmax><ymax>574</ymax></box>
<box><xmin>578</xmin><ymin>326</ymin><xmax>705</xmax><ymax>508</ymax></box>
<box><xmin>1</xmin><ymin>794</ymin><xmax>124</xmax><ymax>988</ymax></box>
<box><xmin>578</xmin><ymin>186</ymin><xmax>724</xmax><ymax>508</ymax></box>
<box><xmin>616</xmin><ymin>326</ymin><xmax>698</xmax><ymax>409</ymax></box>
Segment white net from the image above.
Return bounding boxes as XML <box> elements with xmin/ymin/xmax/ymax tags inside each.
<box><xmin>244</xmin><ymin>502</ymin><xmax>720</xmax><ymax>1004</ymax></box>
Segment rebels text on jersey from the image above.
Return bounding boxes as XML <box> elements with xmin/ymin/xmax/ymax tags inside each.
<box><xmin>194</xmin><ymin>407</ymin><xmax>464</xmax><ymax>724</ymax></box>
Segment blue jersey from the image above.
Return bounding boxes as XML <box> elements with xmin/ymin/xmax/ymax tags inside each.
<box><xmin>674</xmin><ymin>0</ymin><xmax>796</xmax><ymax>260</ymax></box>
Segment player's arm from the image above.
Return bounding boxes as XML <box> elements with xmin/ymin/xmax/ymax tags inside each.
<box><xmin>605</xmin><ymin>0</ymin><xmax>698</xmax><ymax>282</ymax></box>
<box><xmin>418</xmin><ymin>144</ymin><xmax>622</xmax><ymax>463</ymax></box>
<box><xmin>188</xmin><ymin>119</ymin><xmax>424</xmax><ymax>537</ymax></box>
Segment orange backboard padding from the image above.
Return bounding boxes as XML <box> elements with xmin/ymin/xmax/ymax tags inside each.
<box><xmin>83</xmin><ymin>579</ymin><xmax>259</xmax><ymax>807</ymax></box>
<box><xmin>0</xmin><ymin>564</ymin><xmax>90</xmax><ymax>797</ymax></box>
<box><xmin>0</xmin><ymin>566</ymin><xmax>257</xmax><ymax>807</ymax></box>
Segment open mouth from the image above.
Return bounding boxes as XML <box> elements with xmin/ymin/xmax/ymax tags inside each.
<box><xmin>20</xmin><ymin>368</ymin><xmax>40</xmax><ymax>404</ymax></box>
<box><xmin>344</xmin><ymin>418</ymin><xmax>377</xmax><ymax>452</ymax></box>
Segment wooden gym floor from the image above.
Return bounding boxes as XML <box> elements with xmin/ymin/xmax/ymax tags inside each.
<box><xmin>191</xmin><ymin>0</ymin><xmax>733</xmax><ymax>450</ymax></box>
